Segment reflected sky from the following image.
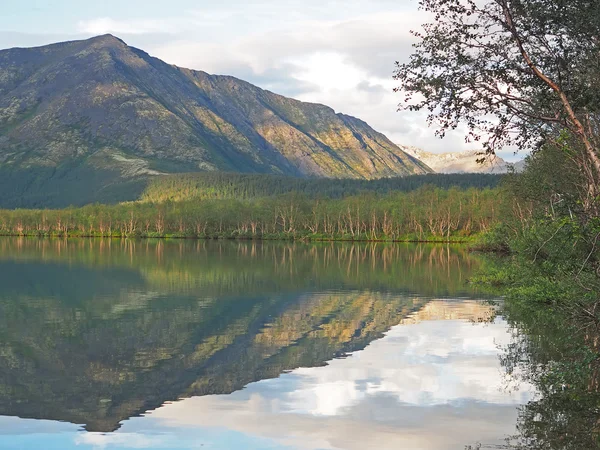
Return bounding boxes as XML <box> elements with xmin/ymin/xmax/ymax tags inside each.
<box><xmin>1</xmin><ymin>300</ymin><xmax>534</xmax><ymax>450</ymax></box>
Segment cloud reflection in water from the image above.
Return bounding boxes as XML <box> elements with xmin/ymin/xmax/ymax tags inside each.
<box><xmin>124</xmin><ymin>300</ymin><xmax>535</xmax><ymax>450</ymax></box>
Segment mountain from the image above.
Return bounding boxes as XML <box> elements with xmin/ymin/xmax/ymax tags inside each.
<box><xmin>0</xmin><ymin>35</ymin><xmax>431</xmax><ymax>208</ymax></box>
<box><xmin>402</xmin><ymin>147</ymin><xmax>524</xmax><ymax>174</ymax></box>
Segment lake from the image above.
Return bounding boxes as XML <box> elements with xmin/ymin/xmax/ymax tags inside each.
<box><xmin>0</xmin><ymin>239</ymin><xmax>533</xmax><ymax>450</ymax></box>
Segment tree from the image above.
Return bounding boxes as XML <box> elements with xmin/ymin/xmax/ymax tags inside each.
<box><xmin>394</xmin><ymin>0</ymin><xmax>600</xmax><ymax>209</ymax></box>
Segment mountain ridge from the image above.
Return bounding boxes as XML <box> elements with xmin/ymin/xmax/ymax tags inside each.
<box><xmin>0</xmin><ymin>34</ymin><xmax>431</xmax><ymax>207</ymax></box>
<box><xmin>402</xmin><ymin>147</ymin><xmax>524</xmax><ymax>174</ymax></box>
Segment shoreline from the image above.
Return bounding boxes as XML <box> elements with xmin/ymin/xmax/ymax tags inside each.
<box><xmin>0</xmin><ymin>233</ymin><xmax>476</xmax><ymax>244</ymax></box>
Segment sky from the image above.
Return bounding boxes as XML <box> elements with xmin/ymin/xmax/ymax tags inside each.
<box><xmin>0</xmin><ymin>0</ymin><xmax>519</xmax><ymax>160</ymax></box>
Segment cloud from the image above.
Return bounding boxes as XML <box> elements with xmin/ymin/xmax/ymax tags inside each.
<box><xmin>77</xmin><ymin>18</ymin><xmax>187</xmax><ymax>35</ymax></box>
<box><xmin>227</xmin><ymin>64</ymin><xmax>321</xmax><ymax>98</ymax></box>
<box><xmin>148</xmin><ymin>11</ymin><xmax>419</xmax><ymax>77</ymax></box>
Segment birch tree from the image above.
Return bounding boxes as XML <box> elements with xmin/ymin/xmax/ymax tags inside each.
<box><xmin>395</xmin><ymin>0</ymin><xmax>600</xmax><ymax>209</ymax></box>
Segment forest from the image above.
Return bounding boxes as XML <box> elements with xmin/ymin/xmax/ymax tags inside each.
<box><xmin>0</xmin><ymin>185</ymin><xmax>502</xmax><ymax>241</ymax></box>
<box><xmin>140</xmin><ymin>172</ymin><xmax>502</xmax><ymax>202</ymax></box>
<box><xmin>0</xmin><ymin>171</ymin><xmax>505</xmax><ymax>241</ymax></box>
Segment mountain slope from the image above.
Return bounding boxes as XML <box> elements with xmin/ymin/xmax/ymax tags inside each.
<box><xmin>402</xmin><ymin>147</ymin><xmax>523</xmax><ymax>174</ymax></box>
<box><xmin>0</xmin><ymin>35</ymin><xmax>430</xmax><ymax>207</ymax></box>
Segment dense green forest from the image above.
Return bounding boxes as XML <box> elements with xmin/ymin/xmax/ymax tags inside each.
<box><xmin>0</xmin><ymin>172</ymin><xmax>504</xmax><ymax>241</ymax></box>
<box><xmin>0</xmin><ymin>167</ymin><xmax>500</xmax><ymax>209</ymax></box>
<box><xmin>0</xmin><ymin>172</ymin><xmax>503</xmax><ymax>242</ymax></box>
<box><xmin>140</xmin><ymin>172</ymin><xmax>503</xmax><ymax>202</ymax></box>
<box><xmin>0</xmin><ymin>166</ymin><xmax>148</xmax><ymax>209</ymax></box>
<box><xmin>0</xmin><ymin>186</ymin><xmax>500</xmax><ymax>241</ymax></box>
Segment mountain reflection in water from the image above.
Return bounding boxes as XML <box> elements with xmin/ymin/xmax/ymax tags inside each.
<box><xmin>0</xmin><ymin>239</ymin><xmax>531</xmax><ymax>450</ymax></box>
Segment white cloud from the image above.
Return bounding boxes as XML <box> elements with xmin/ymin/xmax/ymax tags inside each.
<box><xmin>289</xmin><ymin>52</ymin><xmax>366</xmax><ymax>91</ymax></box>
<box><xmin>77</xmin><ymin>18</ymin><xmax>187</xmax><ymax>35</ymax></box>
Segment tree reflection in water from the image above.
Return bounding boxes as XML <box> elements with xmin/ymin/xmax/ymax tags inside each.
<box><xmin>0</xmin><ymin>239</ymin><xmax>487</xmax><ymax>433</ymax></box>
<box><xmin>468</xmin><ymin>293</ymin><xmax>600</xmax><ymax>450</ymax></box>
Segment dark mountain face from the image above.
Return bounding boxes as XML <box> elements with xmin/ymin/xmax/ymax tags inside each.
<box><xmin>0</xmin><ymin>35</ymin><xmax>431</xmax><ymax>207</ymax></box>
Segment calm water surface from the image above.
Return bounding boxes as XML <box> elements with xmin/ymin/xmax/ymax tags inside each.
<box><xmin>0</xmin><ymin>239</ymin><xmax>533</xmax><ymax>450</ymax></box>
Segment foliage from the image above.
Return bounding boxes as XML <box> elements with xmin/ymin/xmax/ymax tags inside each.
<box><xmin>140</xmin><ymin>172</ymin><xmax>503</xmax><ymax>203</ymax></box>
<box><xmin>472</xmin><ymin>249</ymin><xmax>600</xmax><ymax>449</ymax></box>
<box><xmin>470</xmin><ymin>144</ymin><xmax>600</xmax><ymax>448</ymax></box>
<box><xmin>0</xmin><ymin>186</ymin><xmax>501</xmax><ymax>242</ymax></box>
<box><xmin>395</xmin><ymin>0</ymin><xmax>600</xmax><ymax>204</ymax></box>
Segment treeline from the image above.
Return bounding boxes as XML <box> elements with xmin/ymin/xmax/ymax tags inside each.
<box><xmin>0</xmin><ymin>187</ymin><xmax>499</xmax><ymax>241</ymax></box>
<box><xmin>141</xmin><ymin>172</ymin><xmax>503</xmax><ymax>203</ymax></box>
<box><xmin>0</xmin><ymin>166</ymin><xmax>147</xmax><ymax>209</ymax></box>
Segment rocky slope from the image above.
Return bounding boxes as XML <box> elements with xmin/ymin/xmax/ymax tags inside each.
<box><xmin>402</xmin><ymin>147</ymin><xmax>524</xmax><ymax>174</ymax></box>
<box><xmin>0</xmin><ymin>35</ymin><xmax>430</xmax><ymax>207</ymax></box>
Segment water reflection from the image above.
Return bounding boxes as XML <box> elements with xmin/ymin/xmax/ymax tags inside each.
<box><xmin>0</xmin><ymin>239</ymin><xmax>525</xmax><ymax>450</ymax></box>
<box><xmin>498</xmin><ymin>296</ymin><xmax>600</xmax><ymax>450</ymax></box>
<box><xmin>128</xmin><ymin>301</ymin><xmax>530</xmax><ymax>450</ymax></box>
<box><xmin>0</xmin><ymin>238</ymin><xmax>477</xmax><ymax>297</ymax></box>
